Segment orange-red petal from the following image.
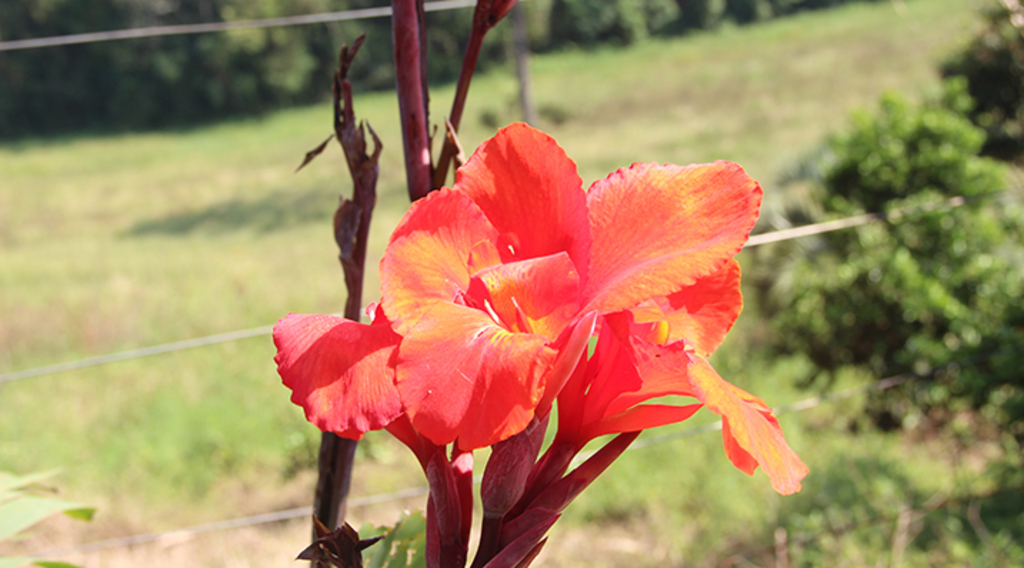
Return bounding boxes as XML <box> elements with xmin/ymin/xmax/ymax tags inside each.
<box><xmin>581</xmin><ymin>403</ymin><xmax>702</xmax><ymax>441</ymax></box>
<box><xmin>555</xmin><ymin>316</ymin><xmax>699</xmax><ymax>446</ymax></box>
<box><xmin>273</xmin><ymin>314</ymin><xmax>402</xmax><ymax>439</ymax></box>
<box><xmin>590</xmin><ymin>314</ymin><xmax>699</xmax><ymax>419</ymax></box>
<box><xmin>632</xmin><ymin>259</ymin><xmax>744</xmax><ymax>356</ymax></box>
<box><xmin>582</xmin><ymin>161</ymin><xmax>761</xmax><ymax>315</ymax></box>
<box><xmin>381</xmin><ymin>188</ymin><xmax>500</xmax><ymax>330</ymax></box>
<box><xmin>685</xmin><ymin>354</ymin><xmax>808</xmax><ymax>495</ymax></box>
<box><xmin>394</xmin><ymin>302</ymin><xmax>556</xmax><ymax>449</ymax></box>
<box><xmin>455</xmin><ymin>123</ymin><xmax>590</xmax><ymax>271</ymax></box>
<box><xmin>466</xmin><ymin>252</ymin><xmax>580</xmax><ymax>341</ymax></box>
<box><xmin>535</xmin><ymin>311</ymin><xmax>598</xmax><ymax>419</ymax></box>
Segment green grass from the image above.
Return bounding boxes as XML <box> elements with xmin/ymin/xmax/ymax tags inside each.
<box><xmin>0</xmin><ymin>0</ymin><xmax>1003</xmax><ymax>564</ymax></box>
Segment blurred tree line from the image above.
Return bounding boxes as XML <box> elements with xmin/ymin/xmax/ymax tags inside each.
<box><xmin>0</xmin><ymin>0</ymin><xmax>501</xmax><ymax>136</ymax></box>
<box><xmin>0</xmin><ymin>0</ymin><xmax>878</xmax><ymax>137</ymax></box>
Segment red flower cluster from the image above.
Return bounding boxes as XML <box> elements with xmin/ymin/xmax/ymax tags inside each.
<box><xmin>274</xmin><ymin>123</ymin><xmax>807</xmax><ymax>567</ymax></box>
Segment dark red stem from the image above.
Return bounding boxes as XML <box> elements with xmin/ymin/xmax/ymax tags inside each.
<box><xmin>470</xmin><ymin>515</ymin><xmax>503</xmax><ymax>568</ymax></box>
<box><xmin>453</xmin><ymin>449</ymin><xmax>475</xmax><ymax>548</ymax></box>
<box><xmin>431</xmin><ymin>21</ymin><xmax>487</xmax><ymax>189</ymax></box>
<box><xmin>392</xmin><ymin>0</ymin><xmax>432</xmax><ymax>201</ymax></box>
<box><xmin>313</xmin><ymin>38</ymin><xmax>382</xmax><ymax>568</ymax></box>
<box><xmin>425</xmin><ymin>448</ymin><xmax>469</xmax><ymax>568</ymax></box>
<box><xmin>525</xmin><ymin>432</ymin><xmax>641</xmax><ymax>515</ymax></box>
<box><xmin>505</xmin><ymin>441</ymin><xmax>576</xmax><ymax>521</ymax></box>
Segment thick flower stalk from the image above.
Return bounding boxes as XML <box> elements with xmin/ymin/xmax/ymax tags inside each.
<box><xmin>274</xmin><ymin>123</ymin><xmax>808</xmax><ymax>567</ymax></box>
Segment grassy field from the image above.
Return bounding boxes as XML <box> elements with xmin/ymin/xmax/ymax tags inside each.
<box><xmin>0</xmin><ymin>0</ymin><xmax>1004</xmax><ymax>566</ymax></box>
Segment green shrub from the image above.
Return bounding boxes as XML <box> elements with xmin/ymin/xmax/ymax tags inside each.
<box><xmin>757</xmin><ymin>81</ymin><xmax>1024</xmax><ymax>439</ymax></box>
<box><xmin>942</xmin><ymin>1</ymin><xmax>1024</xmax><ymax>160</ymax></box>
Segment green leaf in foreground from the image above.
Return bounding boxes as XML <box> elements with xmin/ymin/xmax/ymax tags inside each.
<box><xmin>0</xmin><ymin>561</ymin><xmax>84</xmax><ymax>568</ymax></box>
<box><xmin>0</xmin><ymin>496</ymin><xmax>94</xmax><ymax>541</ymax></box>
<box><xmin>362</xmin><ymin>511</ymin><xmax>427</xmax><ymax>568</ymax></box>
<box><xmin>1</xmin><ymin>472</ymin><xmax>92</xmax><ymax>568</ymax></box>
<box><xmin>0</xmin><ymin>472</ymin><xmax>62</xmax><ymax>497</ymax></box>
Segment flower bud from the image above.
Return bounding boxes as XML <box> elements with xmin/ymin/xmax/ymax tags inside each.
<box><xmin>481</xmin><ymin>416</ymin><xmax>546</xmax><ymax>518</ymax></box>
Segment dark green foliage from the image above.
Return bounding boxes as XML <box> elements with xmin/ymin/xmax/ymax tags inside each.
<box><xmin>1</xmin><ymin>0</ymin><xmax>328</xmax><ymax>135</ymax></box>
<box><xmin>548</xmin><ymin>0</ymin><xmax>651</xmax><ymax>46</ymax></box>
<box><xmin>757</xmin><ymin>82</ymin><xmax>1024</xmax><ymax>438</ymax></box>
<box><xmin>0</xmin><ymin>0</ymin><xmax>495</xmax><ymax>138</ymax></box>
<box><xmin>725</xmin><ymin>0</ymin><xmax>773</xmax><ymax>24</ymax></box>
<box><xmin>546</xmin><ymin>0</ymin><xmax>877</xmax><ymax>47</ymax></box>
<box><xmin>943</xmin><ymin>2</ymin><xmax>1024</xmax><ymax>160</ymax></box>
<box><xmin>0</xmin><ymin>0</ymin><xmax>899</xmax><ymax>137</ymax></box>
<box><xmin>674</xmin><ymin>0</ymin><xmax>726</xmax><ymax>30</ymax></box>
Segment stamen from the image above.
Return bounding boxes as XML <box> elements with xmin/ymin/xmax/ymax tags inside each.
<box><xmin>511</xmin><ymin>297</ymin><xmax>533</xmax><ymax>334</ymax></box>
<box><xmin>483</xmin><ymin>298</ymin><xmax>503</xmax><ymax>326</ymax></box>
<box><xmin>650</xmin><ymin>320</ymin><xmax>670</xmax><ymax>345</ymax></box>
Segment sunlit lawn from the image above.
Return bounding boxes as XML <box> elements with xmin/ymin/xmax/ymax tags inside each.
<box><xmin>0</xmin><ymin>0</ymin><xmax>994</xmax><ymax>565</ymax></box>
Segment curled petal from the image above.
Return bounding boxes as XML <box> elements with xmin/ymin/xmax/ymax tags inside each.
<box><xmin>395</xmin><ymin>303</ymin><xmax>556</xmax><ymax>449</ymax></box>
<box><xmin>556</xmin><ymin>315</ymin><xmax>699</xmax><ymax>446</ymax></box>
<box><xmin>382</xmin><ymin>188</ymin><xmax>500</xmax><ymax>329</ymax></box>
<box><xmin>686</xmin><ymin>354</ymin><xmax>808</xmax><ymax>495</ymax></box>
<box><xmin>632</xmin><ymin>259</ymin><xmax>744</xmax><ymax>356</ymax></box>
<box><xmin>535</xmin><ymin>311</ymin><xmax>597</xmax><ymax>419</ymax></box>
<box><xmin>583</xmin><ymin>161</ymin><xmax>761</xmax><ymax>314</ymax></box>
<box><xmin>466</xmin><ymin>252</ymin><xmax>580</xmax><ymax>341</ymax></box>
<box><xmin>580</xmin><ymin>403</ymin><xmax>702</xmax><ymax>441</ymax></box>
<box><xmin>590</xmin><ymin>314</ymin><xmax>698</xmax><ymax>419</ymax></box>
<box><xmin>455</xmin><ymin>123</ymin><xmax>590</xmax><ymax>270</ymax></box>
<box><xmin>274</xmin><ymin>314</ymin><xmax>402</xmax><ymax>439</ymax></box>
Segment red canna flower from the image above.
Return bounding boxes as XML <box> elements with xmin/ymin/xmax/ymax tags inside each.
<box><xmin>274</xmin><ymin>123</ymin><xmax>791</xmax><ymax>469</ymax></box>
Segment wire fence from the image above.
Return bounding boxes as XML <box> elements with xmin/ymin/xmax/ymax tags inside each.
<box><xmin>0</xmin><ymin>0</ymin><xmax>477</xmax><ymax>52</ymax></box>
<box><xmin>32</xmin><ymin>485</ymin><xmax>431</xmax><ymax>557</ymax></box>
<box><xmin>31</xmin><ymin>364</ymin><xmax>929</xmax><ymax>559</ymax></box>
<box><xmin>0</xmin><ymin>191</ymin><xmax>981</xmax><ymax>386</ymax></box>
<box><xmin>31</xmin><ymin>349</ymin><xmax>1011</xmax><ymax>559</ymax></box>
<box><xmin>3</xmin><ymin>6</ymin><xmax>1019</xmax><ymax>560</ymax></box>
<box><xmin>6</xmin><ymin>190</ymin><xmax>1016</xmax><ymax>560</ymax></box>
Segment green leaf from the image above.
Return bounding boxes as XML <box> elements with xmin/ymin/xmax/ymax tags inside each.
<box><xmin>0</xmin><ymin>472</ymin><xmax>60</xmax><ymax>499</ymax></box>
<box><xmin>0</xmin><ymin>558</ymin><xmax>84</xmax><ymax>568</ymax></box>
<box><xmin>0</xmin><ymin>496</ymin><xmax>93</xmax><ymax>541</ymax></box>
<box><xmin>363</xmin><ymin>511</ymin><xmax>426</xmax><ymax>568</ymax></box>
<box><xmin>59</xmin><ymin>509</ymin><xmax>94</xmax><ymax>522</ymax></box>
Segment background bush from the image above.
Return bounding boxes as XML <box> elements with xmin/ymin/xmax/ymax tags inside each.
<box><xmin>942</xmin><ymin>1</ymin><xmax>1024</xmax><ymax>160</ymax></box>
<box><xmin>755</xmin><ymin>80</ymin><xmax>1024</xmax><ymax>442</ymax></box>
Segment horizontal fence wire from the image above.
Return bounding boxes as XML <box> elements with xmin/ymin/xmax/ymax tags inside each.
<box><xmin>41</xmin><ymin>349</ymin><xmax>1004</xmax><ymax>557</ymax></box>
<box><xmin>0</xmin><ymin>324</ymin><xmax>275</xmax><ymax>384</ymax></box>
<box><xmin>724</xmin><ymin>481</ymin><xmax>1024</xmax><ymax>563</ymax></box>
<box><xmin>744</xmin><ymin>195</ymin><xmax>966</xmax><ymax>247</ymax></box>
<box><xmin>31</xmin><ymin>363</ymin><xmax>946</xmax><ymax>559</ymax></box>
<box><xmin>0</xmin><ymin>0</ymin><xmax>477</xmax><ymax>52</ymax></box>
<box><xmin>0</xmin><ymin>192</ymin><xmax>982</xmax><ymax>386</ymax></box>
<box><xmin>32</xmin><ymin>485</ymin><xmax>431</xmax><ymax>557</ymax></box>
